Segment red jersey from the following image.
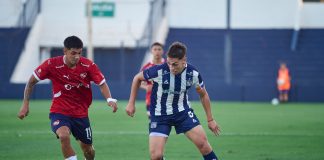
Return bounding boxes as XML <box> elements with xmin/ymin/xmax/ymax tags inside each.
<box><xmin>33</xmin><ymin>56</ymin><xmax>105</xmax><ymax>118</ymax></box>
<box><xmin>141</xmin><ymin>59</ymin><xmax>164</xmax><ymax>106</ymax></box>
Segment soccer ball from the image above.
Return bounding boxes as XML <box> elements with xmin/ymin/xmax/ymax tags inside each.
<box><xmin>271</xmin><ymin>98</ymin><xmax>279</xmax><ymax>106</ymax></box>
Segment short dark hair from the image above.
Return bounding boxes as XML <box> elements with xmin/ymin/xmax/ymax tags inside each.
<box><xmin>167</xmin><ymin>41</ymin><xmax>186</xmax><ymax>59</ymax></box>
<box><xmin>151</xmin><ymin>42</ymin><xmax>163</xmax><ymax>48</ymax></box>
<box><xmin>64</xmin><ymin>36</ymin><xmax>83</xmax><ymax>49</ymax></box>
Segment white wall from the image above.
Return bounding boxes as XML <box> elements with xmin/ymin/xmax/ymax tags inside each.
<box><xmin>39</xmin><ymin>0</ymin><xmax>150</xmax><ymax>47</ymax></box>
<box><xmin>231</xmin><ymin>0</ymin><xmax>298</xmax><ymax>28</ymax></box>
<box><xmin>0</xmin><ymin>0</ymin><xmax>22</xmax><ymax>27</ymax></box>
<box><xmin>167</xmin><ymin>0</ymin><xmax>324</xmax><ymax>29</ymax></box>
<box><xmin>302</xmin><ymin>3</ymin><xmax>324</xmax><ymax>28</ymax></box>
<box><xmin>167</xmin><ymin>0</ymin><xmax>227</xmax><ymax>28</ymax></box>
<box><xmin>11</xmin><ymin>15</ymin><xmax>45</xmax><ymax>83</ymax></box>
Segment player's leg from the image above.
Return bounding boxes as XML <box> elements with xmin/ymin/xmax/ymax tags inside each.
<box><xmin>56</xmin><ymin>126</ymin><xmax>77</xmax><ymax>159</ymax></box>
<box><xmin>79</xmin><ymin>141</ymin><xmax>95</xmax><ymax>160</ymax></box>
<box><xmin>283</xmin><ymin>90</ymin><xmax>289</xmax><ymax>102</ymax></box>
<box><xmin>175</xmin><ymin>110</ymin><xmax>218</xmax><ymax>160</ymax></box>
<box><xmin>149</xmin><ymin>118</ymin><xmax>171</xmax><ymax>160</ymax></box>
<box><xmin>279</xmin><ymin>90</ymin><xmax>284</xmax><ymax>102</ymax></box>
<box><xmin>50</xmin><ymin>113</ymin><xmax>76</xmax><ymax>159</ymax></box>
<box><xmin>149</xmin><ymin>135</ymin><xmax>168</xmax><ymax>160</ymax></box>
<box><xmin>185</xmin><ymin>125</ymin><xmax>218</xmax><ymax>160</ymax></box>
<box><xmin>283</xmin><ymin>93</ymin><xmax>287</xmax><ymax>102</ymax></box>
<box><xmin>71</xmin><ymin>117</ymin><xmax>95</xmax><ymax>160</ymax></box>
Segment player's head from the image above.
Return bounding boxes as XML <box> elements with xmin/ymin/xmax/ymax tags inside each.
<box><xmin>64</xmin><ymin>36</ymin><xmax>83</xmax><ymax>49</ymax></box>
<box><xmin>166</xmin><ymin>42</ymin><xmax>187</xmax><ymax>75</ymax></box>
<box><xmin>63</xmin><ymin>36</ymin><xmax>83</xmax><ymax>67</ymax></box>
<box><xmin>151</xmin><ymin>42</ymin><xmax>164</xmax><ymax>60</ymax></box>
<box><xmin>279</xmin><ymin>62</ymin><xmax>287</xmax><ymax>69</ymax></box>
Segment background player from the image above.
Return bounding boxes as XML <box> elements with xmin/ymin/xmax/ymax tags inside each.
<box><xmin>140</xmin><ymin>42</ymin><xmax>165</xmax><ymax>118</ymax></box>
<box><xmin>126</xmin><ymin>42</ymin><xmax>220</xmax><ymax>160</ymax></box>
<box><xmin>277</xmin><ymin>62</ymin><xmax>291</xmax><ymax>103</ymax></box>
<box><xmin>17</xmin><ymin>36</ymin><xmax>118</xmax><ymax>160</ymax></box>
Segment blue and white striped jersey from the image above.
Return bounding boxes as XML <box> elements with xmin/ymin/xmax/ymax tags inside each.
<box><xmin>143</xmin><ymin>63</ymin><xmax>204</xmax><ymax>116</ymax></box>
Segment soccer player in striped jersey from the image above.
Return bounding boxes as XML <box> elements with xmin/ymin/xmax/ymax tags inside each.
<box><xmin>126</xmin><ymin>42</ymin><xmax>220</xmax><ymax>160</ymax></box>
<box><xmin>140</xmin><ymin>42</ymin><xmax>165</xmax><ymax>118</ymax></box>
<box><xmin>17</xmin><ymin>36</ymin><xmax>118</xmax><ymax>160</ymax></box>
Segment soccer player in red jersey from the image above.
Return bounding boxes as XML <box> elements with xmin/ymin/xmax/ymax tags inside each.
<box><xmin>17</xmin><ymin>36</ymin><xmax>118</xmax><ymax>160</ymax></box>
<box><xmin>140</xmin><ymin>42</ymin><xmax>164</xmax><ymax>118</ymax></box>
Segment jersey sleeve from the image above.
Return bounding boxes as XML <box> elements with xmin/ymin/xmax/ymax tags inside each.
<box><xmin>140</xmin><ymin>63</ymin><xmax>149</xmax><ymax>72</ymax></box>
<box><xmin>192</xmin><ymin>70</ymin><xmax>204</xmax><ymax>88</ymax></box>
<box><xmin>143</xmin><ymin>65</ymin><xmax>159</xmax><ymax>81</ymax></box>
<box><xmin>89</xmin><ymin>62</ymin><xmax>106</xmax><ymax>85</ymax></box>
<box><xmin>33</xmin><ymin>59</ymin><xmax>51</xmax><ymax>81</ymax></box>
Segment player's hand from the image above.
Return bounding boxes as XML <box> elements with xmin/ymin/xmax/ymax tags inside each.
<box><xmin>108</xmin><ymin>101</ymin><xmax>118</xmax><ymax>113</ymax></box>
<box><xmin>208</xmin><ymin>120</ymin><xmax>220</xmax><ymax>136</ymax></box>
<box><xmin>146</xmin><ymin>85</ymin><xmax>153</xmax><ymax>92</ymax></box>
<box><xmin>17</xmin><ymin>103</ymin><xmax>29</xmax><ymax>120</ymax></box>
<box><xmin>125</xmin><ymin>103</ymin><xmax>136</xmax><ymax>117</ymax></box>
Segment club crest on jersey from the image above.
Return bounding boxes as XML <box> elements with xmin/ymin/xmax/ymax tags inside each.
<box><xmin>186</xmin><ymin>78</ymin><xmax>193</xmax><ymax>86</ymax></box>
<box><xmin>80</xmin><ymin>73</ymin><xmax>87</xmax><ymax>79</ymax></box>
<box><xmin>37</xmin><ymin>69</ymin><xmax>42</xmax><ymax>73</ymax></box>
<box><xmin>64</xmin><ymin>84</ymin><xmax>72</xmax><ymax>90</ymax></box>
<box><xmin>150</xmin><ymin>122</ymin><xmax>157</xmax><ymax>128</ymax></box>
<box><xmin>53</xmin><ymin>120</ymin><xmax>60</xmax><ymax>126</ymax></box>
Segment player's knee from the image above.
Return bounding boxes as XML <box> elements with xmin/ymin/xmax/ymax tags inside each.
<box><xmin>150</xmin><ymin>149</ymin><xmax>163</xmax><ymax>160</ymax></box>
<box><xmin>58</xmin><ymin>133</ymin><xmax>70</xmax><ymax>143</ymax></box>
<box><xmin>196</xmin><ymin>136</ymin><xmax>210</xmax><ymax>151</ymax></box>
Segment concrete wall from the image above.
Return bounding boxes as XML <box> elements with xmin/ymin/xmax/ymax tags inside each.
<box><xmin>39</xmin><ymin>0</ymin><xmax>150</xmax><ymax>47</ymax></box>
<box><xmin>167</xmin><ymin>0</ymin><xmax>324</xmax><ymax>29</ymax></box>
<box><xmin>0</xmin><ymin>0</ymin><xmax>22</xmax><ymax>27</ymax></box>
<box><xmin>167</xmin><ymin>0</ymin><xmax>227</xmax><ymax>28</ymax></box>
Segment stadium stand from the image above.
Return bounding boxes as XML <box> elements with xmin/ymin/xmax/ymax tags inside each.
<box><xmin>0</xmin><ymin>28</ymin><xmax>30</xmax><ymax>98</ymax></box>
<box><xmin>1</xmin><ymin>0</ymin><xmax>323</xmax><ymax>102</ymax></box>
<box><xmin>165</xmin><ymin>28</ymin><xmax>324</xmax><ymax>101</ymax></box>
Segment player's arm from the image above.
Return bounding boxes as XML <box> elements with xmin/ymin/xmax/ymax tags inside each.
<box><xmin>126</xmin><ymin>71</ymin><xmax>146</xmax><ymax>117</ymax></box>
<box><xmin>196</xmin><ymin>86</ymin><xmax>221</xmax><ymax>136</ymax></box>
<box><xmin>99</xmin><ymin>82</ymin><xmax>118</xmax><ymax>113</ymax></box>
<box><xmin>139</xmin><ymin>66</ymin><xmax>148</xmax><ymax>91</ymax></box>
<box><xmin>17</xmin><ymin>75</ymin><xmax>39</xmax><ymax>120</ymax></box>
<box><xmin>140</xmin><ymin>81</ymin><xmax>148</xmax><ymax>90</ymax></box>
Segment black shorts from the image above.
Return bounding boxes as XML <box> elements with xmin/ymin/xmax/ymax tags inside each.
<box><xmin>49</xmin><ymin>113</ymin><xmax>92</xmax><ymax>144</ymax></box>
<box><xmin>149</xmin><ymin>109</ymin><xmax>200</xmax><ymax>137</ymax></box>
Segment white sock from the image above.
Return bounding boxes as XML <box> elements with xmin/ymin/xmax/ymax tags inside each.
<box><xmin>65</xmin><ymin>155</ymin><xmax>77</xmax><ymax>160</ymax></box>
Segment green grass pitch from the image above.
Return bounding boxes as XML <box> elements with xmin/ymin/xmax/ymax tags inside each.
<box><xmin>1</xmin><ymin>100</ymin><xmax>324</xmax><ymax>160</ymax></box>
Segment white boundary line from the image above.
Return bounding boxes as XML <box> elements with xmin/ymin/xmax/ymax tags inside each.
<box><xmin>1</xmin><ymin>130</ymin><xmax>324</xmax><ymax>137</ymax></box>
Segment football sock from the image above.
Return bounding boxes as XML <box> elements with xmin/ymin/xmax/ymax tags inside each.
<box><xmin>203</xmin><ymin>151</ymin><xmax>218</xmax><ymax>160</ymax></box>
<box><xmin>65</xmin><ymin>155</ymin><xmax>77</xmax><ymax>160</ymax></box>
